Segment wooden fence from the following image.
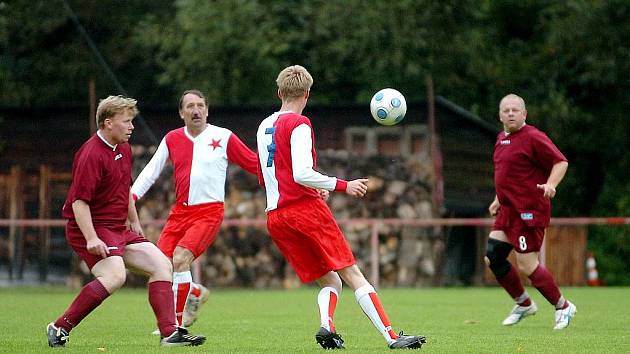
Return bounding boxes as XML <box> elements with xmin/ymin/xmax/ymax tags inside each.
<box><xmin>1</xmin><ymin>165</ymin><xmax>627</xmax><ymax>287</ymax></box>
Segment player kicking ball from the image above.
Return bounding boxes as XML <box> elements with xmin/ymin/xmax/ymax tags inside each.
<box><xmin>256</xmin><ymin>65</ymin><xmax>426</xmax><ymax>349</ymax></box>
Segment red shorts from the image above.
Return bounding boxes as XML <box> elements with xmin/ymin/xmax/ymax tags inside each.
<box><xmin>66</xmin><ymin>221</ymin><xmax>149</xmax><ymax>269</ymax></box>
<box><xmin>267</xmin><ymin>198</ymin><xmax>356</xmax><ymax>283</ymax></box>
<box><xmin>493</xmin><ymin>206</ymin><xmax>545</xmax><ymax>253</ymax></box>
<box><xmin>158</xmin><ymin>202</ymin><xmax>224</xmax><ymax>258</ymax></box>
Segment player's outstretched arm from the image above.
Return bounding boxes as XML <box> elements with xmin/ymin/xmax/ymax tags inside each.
<box><xmin>131</xmin><ymin>138</ymin><xmax>170</xmax><ymax>200</ymax></box>
<box><xmin>346</xmin><ymin>178</ymin><xmax>368</xmax><ymax>198</ymax></box>
<box><xmin>227</xmin><ymin>133</ymin><xmax>259</xmax><ymax>175</ymax></box>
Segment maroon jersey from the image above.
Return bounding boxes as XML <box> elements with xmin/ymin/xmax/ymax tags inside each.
<box><xmin>493</xmin><ymin>124</ymin><xmax>567</xmax><ymax>227</ymax></box>
<box><xmin>62</xmin><ymin>134</ymin><xmax>133</xmax><ymax>225</ymax></box>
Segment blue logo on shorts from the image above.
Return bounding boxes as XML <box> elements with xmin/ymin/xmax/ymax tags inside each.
<box><xmin>520</xmin><ymin>213</ymin><xmax>534</xmax><ymax>220</ymax></box>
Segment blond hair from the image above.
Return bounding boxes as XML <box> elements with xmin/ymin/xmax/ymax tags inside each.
<box><xmin>276</xmin><ymin>65</ymin><xmax>313</xmax><ymax>101</ymax></box>
<box><xmin>499</xmin><ymin>93</ymin><xmax>527</xmax><ymax>112</ymax></box>
<box><xmin>96</xmin><ymin>95</ymin><xmax>139</xmax><ymax>129</ymax></box>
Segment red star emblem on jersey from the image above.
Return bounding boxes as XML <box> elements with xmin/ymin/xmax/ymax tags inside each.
<box><xmin>209</xmin><ymin>138</ymin><xmax>222</xmax><ymax>150</ymax></box>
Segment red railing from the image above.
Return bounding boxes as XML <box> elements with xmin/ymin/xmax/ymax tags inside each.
<box><xmin>4</xmin><ymin>216</ymin><xmax>630</xmax><ymax>228</ymax></box>
<box><xmin>2</xmin><ymin>217</ymin><xmax>628</xmax><ymax>287</ymax></box>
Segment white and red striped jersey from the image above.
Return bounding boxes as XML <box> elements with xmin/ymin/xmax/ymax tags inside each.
<box><xmin>257</xmin><ymin>111</ymin><xmax>344</xmax><ymax>212</ymax></box>
<box><xmin>132</xmin><ymin>124</ymin><xmax>257</xmax><ymax>206</ymax></box>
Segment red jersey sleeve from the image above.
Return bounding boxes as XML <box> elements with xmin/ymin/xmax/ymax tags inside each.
<box><xmin>226</xmin><ymin>133</ymin><xmax>258</xmax><ymax>175</ymax></box>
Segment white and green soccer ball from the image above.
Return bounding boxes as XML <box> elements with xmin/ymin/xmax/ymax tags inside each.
<box><xmin>370</xmin><ymin>88</ymin><xmax>407</xmax><ymax>126</ymax></box>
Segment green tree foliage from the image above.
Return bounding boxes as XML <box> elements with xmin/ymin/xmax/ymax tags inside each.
<box><xmin>0</xmin><ymin>0</ymin><xmax>174</xmax><ymax>105</ymax></box>
<box><xmin>132</xmin><ymin>0</ymin><xmax>486</xmax><ymax>105</ymax></box>
<box><xmin>541</xmin><ymin>1</ymin><xmax>630</xmax><ymax>283</ymax></box>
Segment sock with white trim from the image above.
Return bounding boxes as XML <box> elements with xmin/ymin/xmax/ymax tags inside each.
<box><xmin>354</xmin><ymin>284</ymin><xmax>399</xmax><ymax>344</ymax></box>
<box><xmin>172</xmin><ymin>271</ymin><xmax>192</xmax><ymax>326</ymax></box>
<box><xmin>317</xmin><ymin>287</ymin><xmax>339</xmax><ymax>332</ymax></box>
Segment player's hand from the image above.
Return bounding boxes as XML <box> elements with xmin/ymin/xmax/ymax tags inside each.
<box><xmin>536</xmin><ymin>183</ymin><xmax>556</xmax><ymax>199</ymax></box>
<box><xmin>318</xmin><ymin>189</ymin><xmax>330</xmax><ymax>201</ymax></box>
<box><xmin>86</xmin><ymin>237</ymin><xmax>109</xmax><ymax>259</ymax></box>
<box><xmin>346</xmin><ymin>178</ymin><xmax>368</xmax><ymax>198</ymax></box>
<box><xmin>127</xmin><ymin>219</ymin><xmax>144</xmax><ymax>236</ymax></box>
<box><xmin>488</xmin><ymin>199</ymin><xmax>501</xmax><ymax>216</ymax></box>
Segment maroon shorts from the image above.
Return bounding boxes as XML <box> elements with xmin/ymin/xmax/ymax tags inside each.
<box><xmin>493</xmin><ymin>207</ymin><xmax>545</xmax><ymax>253</ymax></box>
<box><xmin>158</xmin><ymin>202</ymin><xmax>224</xmax><ymax>258</ymax></box>
<box><xmin>267</xmin><ymin>198</ymin><xmax>356</xmax><ymax>283</ymax></box>
<box><xmin>66</xmin><ymin>221</ymin><xmax>149</xmax><ymax>269</ymax></box>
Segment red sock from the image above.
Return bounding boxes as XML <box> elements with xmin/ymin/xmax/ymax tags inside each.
<box><xmin>355</xmin><ymin>284</ymin><xmax>400</xmax><ymax>342</ymax></box>
<box><xmin>174</xmin><ymin>282</ymin><xmax>191</xmax><ymax>326</ymax></box>
<box><xmin>54</xmin><ymin>279</ymin><xmax>110</xmax><ymax>332</ymax></box>
<box><xmin>496</xmin><ymin>265</ymin><xmax>529</xmax><ymax>305</ymax></box>
<box><xmin>328</xmin><ymin>291</ymin><xmax>338</xmax><ymax>332</ymax></box>
<box><xmin>149</xmin><ymin>281</ymin><xmax>177</xmax><ymax>336</ymax></box>
<box><xmin>528</xmin><ymin>265</ymin><xmax>563</xmax><ymax>307</ymax></box>
<box><xmin>368</xmin><ymin>293</ymin><xmax>399</xmax><ymax>340</ymax></box>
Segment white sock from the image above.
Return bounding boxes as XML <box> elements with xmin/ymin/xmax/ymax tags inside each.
<box><xmin>317</xmin><ymin>287</ymin><xmax>339</xmax><ymax>331</ymax></box>
<box><xmin>355</xmin><ymin>284</ymin><xmax>397</xmax><ymax>344</ymax></box>
<box><xmin>172</xmin><ymin>271</ymin><xmax>193</xmax><ymax>326</ymax></box>
<box><xmin>515</xmin><ymin>291</ymin><xmax>531</xmax><ymax>305</ymax></box>
<box><xmin>555</xmin><ymin>296</ymin><xmax>567</xmax><ymax>310</ymax></box>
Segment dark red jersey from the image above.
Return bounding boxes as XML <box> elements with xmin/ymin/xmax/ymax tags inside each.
<box><xmin>62</xmin><ymin>133</ymin><xmax>133</xmax><ymax>225</ymax></box>
<box><xmin>493</xmin><ymin>125</ymin><xmax>567</xmax><ymax>227</ymax></box>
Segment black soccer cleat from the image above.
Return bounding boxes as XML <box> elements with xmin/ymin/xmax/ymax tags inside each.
<box><xmin>160</xmin><ymin>327</ymin><xmax>206</xmax><ymax>347</ymax></box>
<box><xmin>315</xmin><ymin>327</ymin><xmax>345</xmax><ymax>349</ymax></box>
<box><xmin>46</xmin><ymin>322</ymin><xmax>69</xmax><ymax>347</ymax></box>
<box><xmin>388</xmin><ymin>332</ymin><xmax>426</xmax><ymax>349</ymax></box>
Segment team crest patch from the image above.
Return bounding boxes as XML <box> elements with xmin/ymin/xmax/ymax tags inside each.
<box><xmin>520</xmin><ymin>212</ymin><xmax>534</xmax><ymax>220</ymax></box>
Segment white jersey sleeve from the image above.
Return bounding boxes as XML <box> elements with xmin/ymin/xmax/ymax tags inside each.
<box><xmin>131</xmin><ymin>137</ymin><xmax>169</xmax><ymax>200</ymax></box>
<box><xmin>290</xmin><ymin>124</ymin><xmax>337</xmax><ymax>190</ymax></box>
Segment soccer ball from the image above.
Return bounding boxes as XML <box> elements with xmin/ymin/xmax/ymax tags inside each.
<box><xmin>370</xmin><ymin>88</ymin><xmax>407</xmax><ymax>126</ymax></box>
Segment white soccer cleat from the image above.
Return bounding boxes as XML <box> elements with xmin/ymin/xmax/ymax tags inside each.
<box><xmin>151</xmin><ymin>328</ymin><xmax>161</xmax><ymax>336</ymax></box>
<box><xmin>182</xmin><ymin>284</ymin><xmax>210</xmax><ymax>328</ymax></box>
<box><xmin>553</xmin><ymin>301</ymin><xmax>577</xmax><ymax>330</ymax></box>
<box><xmin>502</xmin><ymin>302</ymin><xmax>538</xmax><ymax>326</ymax></box>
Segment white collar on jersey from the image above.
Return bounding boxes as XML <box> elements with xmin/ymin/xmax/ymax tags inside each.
<box><xmin>184</xmin><ymin>124</ymin><xmax>210</xmax><ymax>140</ymax></box>
<box><xmin>96</xmin><ymin>130</ymin><xmax>117</xmax><ymax>151</ymax></box>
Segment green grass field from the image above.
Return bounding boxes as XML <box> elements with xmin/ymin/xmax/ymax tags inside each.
<box><xmin>2</xmin><ymin>286</ymin><xmax>629</xmax><ymax>353</ymax></box>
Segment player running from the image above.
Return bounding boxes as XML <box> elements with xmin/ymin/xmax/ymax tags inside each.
<box><xmin>132</xmin><ymin>90</ymin><xmax>258</xmax><ymax>330</ymax></box>
<box><xmin>485</xmin><ymin>94</ymin><xmax>576</xmax><ymax>329</ymax></box>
